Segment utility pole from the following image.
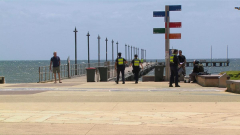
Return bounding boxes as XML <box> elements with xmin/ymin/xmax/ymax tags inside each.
<box><xmin>86</xmin><ymin>32</ymin><xmax>90</xmax><ymax>68</ymax></box>
<box><xmin>73</xmin><ymin>27</ymin><xmax>78</xmax><ymax>75</ymax></box>
<box><xmin>105</xmin><ymin>38</ymin><xmax>108</xmax><ymax>62</ymax></box>
<box><xmin>97</xmin><ymin>35</ymin><xmax>101</xmax><ymax>67</ymax></box>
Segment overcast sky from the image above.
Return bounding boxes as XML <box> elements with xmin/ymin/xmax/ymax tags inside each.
<box><xmin>0</xmin><ymin>0</ymin><xmax>239</xmax><ymax>60</ymax></box>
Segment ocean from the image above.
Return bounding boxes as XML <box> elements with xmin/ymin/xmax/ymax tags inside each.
<box><xmin>0</xmin><ymin>59</ymin><xmax>239</xmax><ymax>83</ymax></box>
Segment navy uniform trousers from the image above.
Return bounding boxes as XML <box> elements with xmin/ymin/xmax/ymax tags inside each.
<box><xmin>170</xmin><ymin>66</ymin><xmax>179</xmax><ymax>86</ymax></box>
<box><xmin>116</xmin><ymin>68</ymin><xmax>125</xmax><ymax>83</ymax></box>
<box><xmin>133</xmin><ymin>68</ymin><xmax>140</xmax><ymax>82</ymax></box>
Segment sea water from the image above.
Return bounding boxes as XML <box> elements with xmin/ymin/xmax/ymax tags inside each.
<box><xmin>0</xmin><ymin>59</ymin><xmax>239</xmax><ymax>83</ymax></box>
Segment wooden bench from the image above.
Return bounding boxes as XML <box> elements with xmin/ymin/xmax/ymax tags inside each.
<box><xmin>226</xmin><ymin>80</ymin><xmax>240</xmax><ymax>93</ymax></box>
<box><xmin>196</xmin><ymin>74</ymin><xmax>230</xmax><ymax>87</ymax></box>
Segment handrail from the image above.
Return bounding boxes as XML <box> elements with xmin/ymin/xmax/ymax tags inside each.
<box><xmin>38</xmin><ymin>62</ymin><xmax>116</xmax><ymax>83</ymax></box>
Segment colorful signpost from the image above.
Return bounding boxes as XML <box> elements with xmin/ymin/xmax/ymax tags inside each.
<box><xmin>153</xmin><ymin>5</ymin><xmax>182</xmax><ymax>81</ymax></box>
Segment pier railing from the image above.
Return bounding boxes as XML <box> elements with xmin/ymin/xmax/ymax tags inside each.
<box><xmin>38</xmin><ymin>62</ymin><xmax>117</xmax><ymax>83</ymax></box>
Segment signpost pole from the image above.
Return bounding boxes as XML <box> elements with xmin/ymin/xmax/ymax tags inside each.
<box><xmin>165</xmin><ymin>5</ymin><xmax>170</xmax><ymax>81</ymax></box>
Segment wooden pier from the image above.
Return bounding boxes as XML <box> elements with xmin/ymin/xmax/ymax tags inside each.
<box><xmin>158</xmin><ymin>60</ymin><xmax>230</xmax><ymax>67</ymax></box>
<box><xmin>185</xmin><ymin>60</ymin><xmax>230</xmax><ymax>67</ymax></box>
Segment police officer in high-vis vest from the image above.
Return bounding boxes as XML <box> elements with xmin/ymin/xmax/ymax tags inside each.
<box><xmin>130</xmin><ymin>54</ymin><xmax>143</xmax><ymax>84</ymax></box>
<box><xmin>115</xmin><ymin>52</ymin><xmax>127</xmax><ymax>84</ymax></box>
<box><xmin>169</xmin><ymin>49</ymin><xmax>180</xmax><ymax>87</ymax></box>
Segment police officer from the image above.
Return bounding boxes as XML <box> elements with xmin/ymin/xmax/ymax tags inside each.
<box><xmin>115</xmin><ymin>52</ymin><xmax>127</xmax><ymax>84</ymax></box>
<box><xmin>169</xmin><ymin>49</ymin><xmax>180</xmax><ymax>87</ymax></box>
<box><xmin>130</xmin><ymin>54</ymin><xmax>143</xmax><ymax>84</ymax></box>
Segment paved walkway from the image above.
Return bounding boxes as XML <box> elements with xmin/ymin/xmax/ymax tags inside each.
<box><xmin>0</xmin><ymin>80</ymin><xmax>240</xmax><ymax>134</ymax></box>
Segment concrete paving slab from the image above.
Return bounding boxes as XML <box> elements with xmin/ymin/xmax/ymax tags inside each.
<box><xmin>0</xmin><ymin>79</ymin><xmax>240</xmax><ymax>134</ymax></box>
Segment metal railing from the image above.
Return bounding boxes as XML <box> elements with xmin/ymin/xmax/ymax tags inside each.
<box><xmin>38</xmin><ymin>61</ymin><xmax>154</xmax><ymax>83</ymax></box>
<box><xmin>38</xmin><ymin>62</ymin><xmax>117</xmax><ymax>83</ymax></box>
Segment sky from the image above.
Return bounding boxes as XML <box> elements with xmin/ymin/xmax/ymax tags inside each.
<box><xmin>0</xmin><ymin>0</ymin><xmax>239</xmax><ymax>60</ymax></box>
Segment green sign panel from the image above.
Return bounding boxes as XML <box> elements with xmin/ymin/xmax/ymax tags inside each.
<box><xmin>153</xmin><ymin>28</ymin><xmax>165</xmax><ymax>34</ymax></box>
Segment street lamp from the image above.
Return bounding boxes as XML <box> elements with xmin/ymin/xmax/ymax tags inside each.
<box><xmin>73</xmin><ymin>27</ymin><xmax>78</xmax><ymax>75</ymax></box>
<box><xmin>116</xmin><ymin>41</ymin><xmax>119</xmax><ymax>57</ymax></box>
<box><xmin>105</xmin><ymin>38</ymin><xmax>108</xmax><ymax>62</ymax></box>
<box><xmin>125</xmin><ymin>44</ymin><xmax>127</xmax><ymax>59</ymax></box>
<box><xmin>86</xmin><ymin>32</ymin><xmax>90</xmax><ymax>68</ymax></box>
<box><xmin>97</xmin><ymin>35</ymin><xmax>101</xmax><ymax>67</ymax></box>
<box><xmin>112</xmin><ymin>40</ymin><xmax>114</xmax><ymax>65</ymax></box>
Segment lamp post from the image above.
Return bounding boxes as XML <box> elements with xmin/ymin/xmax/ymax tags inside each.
<box><xmin>131</xmin><ymin>46</ymin><xmax>132</xmax><ymax>60</ymax></box>
<box><xmin>145</xmin><ymin>50</ymin><xmax>146</xmax><ymax>62</ymax></box>
<box><xmin>116</xmin><ymin>41</ymin><xmax>119</xmax><ymax>57</ymax></box>
<box><xmin>128</xmin><ymin>45</ymin><xmax>130</xmax><ymax>62</ymax></box>
<box><xmin>112</xmin><ymin>40</ymin><xmax>114</xmax><ymax>65</ymax></box>
<box><xmin>133</xmin><ymin>47</ymin><xmax>136</xmax><ymax>55</ymax></box>
<box><xmin>138</xmin><ymin>48</ymin><xmax>139</xmax><ymax>57</ymax></box>
<box><xmin>86</xmin><ymin>32</ymin><xmax>90</xmax><ymax>68</ymax></box>
<box><xmin>105</xmin><ymin>38</ymin><xmax>108</xmax><ymax>62</ymax></box>
<box><xmin>97</xmin><ymin>35</ymin><xmax>101</xmax><ymax>67</ymax></box>
<box><xmin>125</xmin><ymin>44</ymin><xmax>127</xmax><ymax>59</ymax></box>
<box><xmin>73</xmin><ymin>27</ymin><xmax>78</xmax><ymax>75</ymax></box>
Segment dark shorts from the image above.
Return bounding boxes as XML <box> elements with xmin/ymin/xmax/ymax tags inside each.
<box><xmin>53</xmin><ymin>66</ymin><xmax>60</xmax><ymax>73</ymax></box>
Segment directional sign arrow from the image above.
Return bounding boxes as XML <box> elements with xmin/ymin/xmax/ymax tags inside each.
<box><xmin>165</xmin><ymin>22</ymin><xmax>182</xmax><ymax>28</ymax></box>
<box><xmin>169</xmin><ymin>5</ymin><xmax>181</xmax><ymax>11</ymax></box>
<box><xmin>153</xmin><ymin>28</ymin><xmax>165</xmax><ymax>34</ymax></box>
<box><xmin>153</xmin><ymin>11</ymin><xmax>165</xmax><ymax>17</ymax></box>
<box><xmin>165</xmin><ymin>33</ymin><xmax>181</xmax><ymax>39</ymax></box>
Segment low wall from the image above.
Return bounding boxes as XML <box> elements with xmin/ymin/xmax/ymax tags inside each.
<box><xmin>196</xmin><ymin>75</ymin><xmax>220</xmax><ymax>87</ymax></box>
<box><xmin>196</xmin><ymin>74</ymin><xmax>230</xmax><ymax>87</ymax></box>
<box><xmin>226</xmin><ymin>80</ymin><xmax>240</xmax><ymax>93</ymax></box>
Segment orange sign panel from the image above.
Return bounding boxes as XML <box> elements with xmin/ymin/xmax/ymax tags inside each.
<box><xmin>165</xmin><ymin>33</ymin><xmax>181</xmax><ymax>39</ymax></box>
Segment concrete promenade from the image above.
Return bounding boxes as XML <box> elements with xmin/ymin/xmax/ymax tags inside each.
<box><xmin>0</xmin><ymin>78</ymin><xmax>240</xmax><ymax>134</ymax></box>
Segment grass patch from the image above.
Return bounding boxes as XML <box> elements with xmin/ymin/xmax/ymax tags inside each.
<box><xmin>220</xmin><ymin>71</ymin><xmax>240</xmax><ymax>80</ymax></box>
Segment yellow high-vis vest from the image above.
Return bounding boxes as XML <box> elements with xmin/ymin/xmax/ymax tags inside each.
<box><xmin>170</xmin><ymin>54</ymin><xmax>175</xmax><ymax>63</ymax></box>
<box><xmin>118</xmin><ymin>58</ymin><xmax>123</xmax><ymax>65</ymax></box>
<box><xmin>134</xmin><ymin>59</ymin><xmax>140</xmax><ymax>66</ymax></box>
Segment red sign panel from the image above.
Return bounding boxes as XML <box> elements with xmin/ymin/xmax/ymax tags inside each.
<box><xmin>165</xmin><ymin>33</ymin><xmax>181</xmax><ymax>39</ymax></box>
<box><xmin>165</xmin><ymin>22</ymin><xmax>181</xmax><ymax>28</ymax></box>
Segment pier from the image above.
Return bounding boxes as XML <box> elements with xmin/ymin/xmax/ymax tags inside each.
<box><xmin>38</xmin><ymin>61</ymin><xmax>157</xmax><ymax>83</ymax></box>
<box><xmin>185</xmin><ymin>60</ymin><xmax>230</xmax><ymax>67</ymax></box>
